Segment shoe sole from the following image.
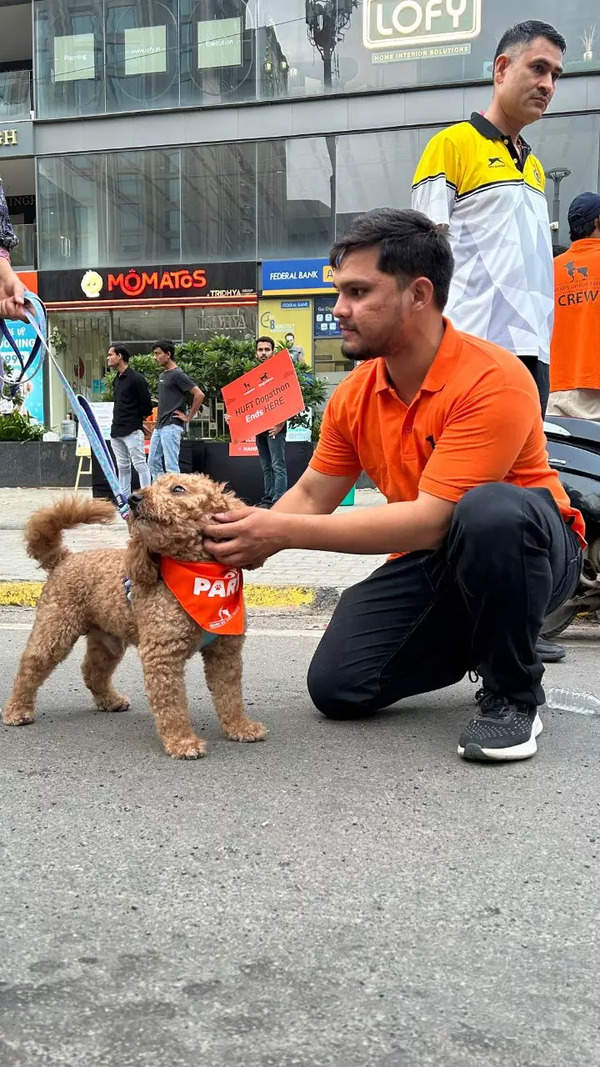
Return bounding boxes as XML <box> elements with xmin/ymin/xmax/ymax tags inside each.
<box><xmin>539</xmin><ymin>651</ymin><xmax>566</xmax><ymax>663</ymax></box>
<box><xmin>457</xmin><ymin>713</ymin><xmax>543</xmax><ymax>762</ymax></box>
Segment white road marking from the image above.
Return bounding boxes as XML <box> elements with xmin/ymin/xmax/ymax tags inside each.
<box><xmin>0</xmin><ymin>623</ymin><xmax>325</xmax><ymax>638</ymax></box>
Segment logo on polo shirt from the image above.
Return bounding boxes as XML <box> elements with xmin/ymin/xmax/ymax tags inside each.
<box><xmin>488</xmin><ymin>157</ymin><xmax>504</xmax><ymax>168</ymax></box>
<box><xmin>565</xmin><ymin>261</ymin><xmax>589</xmax><ymax>280</ymax></box>
<box><xmin>532</xmin><ymin>165</ymin><xmax>543</xmax><ymax>184</ymax></box>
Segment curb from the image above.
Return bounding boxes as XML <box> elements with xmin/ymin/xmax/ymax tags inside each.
<box><xmin>0</xmin><ymin>579</ymin><xmax>341</xmax><ymax>613</ymax></box>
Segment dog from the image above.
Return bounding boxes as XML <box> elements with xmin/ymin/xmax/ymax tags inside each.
<box><xmin>3</xmin><ymin>473</ymin><xmax>267</xmax><ymax>759</ymax></box>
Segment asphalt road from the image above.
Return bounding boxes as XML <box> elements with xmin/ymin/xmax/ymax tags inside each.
<box><xmin>1</xmin><ymin>609</ymin><xmax>599</xmax><ymax>1067</ymax></box>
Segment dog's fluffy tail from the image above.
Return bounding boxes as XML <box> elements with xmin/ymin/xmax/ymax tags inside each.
<box><xmin>25</xmin><ymin>495</ymin><xmax>117</xmax><ymax>573</ymax></box>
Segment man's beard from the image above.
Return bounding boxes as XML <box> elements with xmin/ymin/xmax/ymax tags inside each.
<box><xmin>341</xmin><ymin>339</ymin><xmax>374</xmax><ymax>362</ymax></box>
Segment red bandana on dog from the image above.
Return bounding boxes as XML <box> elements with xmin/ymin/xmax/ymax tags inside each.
<box><xmin>160</xmin><ymin>557</ymin><xmax>245</xmax><ymax>635</ymax></box>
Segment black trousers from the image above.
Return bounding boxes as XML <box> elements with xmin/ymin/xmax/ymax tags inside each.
<box><xmin>519</xmin><ymin>357</ymin><xmax>549</xmax><ymax>417</ymax></box>
<box><xmin>307</xmin><ymin>484</ymin><xmax>582</xmax><ymax>718</ymax></box>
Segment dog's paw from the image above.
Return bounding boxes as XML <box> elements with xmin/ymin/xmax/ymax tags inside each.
<box><xmin>3</xmin><ymin>703</ymin><xmax>35</xmax><ymax>726</ymax></box>
<box><xmin>227</xmin><ymin>720</ymin><xmax>268</xmax><ymax>743</ymax></box>
<box><xmin>164</xmin><ymin>735</ymin><xmax>207</xmax><ymax>760</ymax></box>
<box><xmin>96</xmin><ymin>695</ymin><xmax>130</xmax><ymax>714</ymax></box>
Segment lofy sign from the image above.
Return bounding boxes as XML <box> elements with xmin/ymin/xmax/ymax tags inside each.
<box><xmin>363</xmin><ymin>0</ymin><xmax>481</xmax><ymax>49</ymax></box>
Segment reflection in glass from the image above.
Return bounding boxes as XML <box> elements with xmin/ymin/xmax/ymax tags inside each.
<box><xmin>335</xmin><ymin>128</ymin><xmax>444</xmax><ymax>237</ymax></box>
<box><xmin>106</xmin><ymin>149</ymin><xmax>181</xmax><ymax>265</ymax></box>
<box><xmin>184</xmin><ymin>305</ymin><xmax>256</xmax><ymax>340</ymax></box>
<box><xmin>180</xmin><ymin>0</ymin><xmax>256</xmax><ymax>107</ymax></box>
<box><xmin>530</xmin><ymin>115</ymin><xmax>600</xmax><ymax>248</ymax></box>
<box><xmin>37</xmin><ymin>154</ymin><xmax>107</xmax><ymax>269</ymax></box>
<box><xmin>35</xmin><ymin>0</ymin><xmax>104</xmax><ymax>118</ymax></box>
<box><xmin>182</xmin><ymin>142</ymin><xmax>256</xmax><ymax>261</ymax></box>
<box><xmin>111</xmin><ymin>307</ymin><xmax>183</xmax><ymax>345</ymax></box>
<box><xmin>258</xmin><ymin>137</ymin><xmax>333</xmax><ymax>258</ymax></box>
<box><xmin>106</xmin><ymin>0</ymin><xmax>179</xmax><ymax>112</ymax></box>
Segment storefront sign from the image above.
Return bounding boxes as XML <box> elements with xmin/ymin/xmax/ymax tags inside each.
<box><xmin>76</xmin><ymin>402</ymin><xmax>113</xmax><ymax>457</ymax></box>
<box><xmin>38</xmin><ymin>262</ymin><xmax>256</xmax><ymax>305</ymax></box>
<box><xmin>258</xmin><ymin>298</ymin><xmax>313</xmax><ymax>367</ymax></box>
<box><xmin>261</xmin><ymin>258</ymin><xmax>335</xmax><ymax>295</ymax></box>
<box><xmin>314</xmin><ymin>296</ymin><xmax>341</xmax><ymax>339</ymax></box>
<box><xmin>363</xmin><ymin>0</ymin><xmax>482</xmax><ymax>50</ymax></box>
<box><xmin>222</xmin><ymin>350</ymin><xmax>305</xmax><ymax>443</ymax></box>
<box><xmin>0</xmin><ymin>122</ymin><xmax>33</xmax><ymax>157</ymax></box>
<box><xmin>0</xmin><ymin>320</ymin><xmax>45</xmax><ymax>425</ymax></box>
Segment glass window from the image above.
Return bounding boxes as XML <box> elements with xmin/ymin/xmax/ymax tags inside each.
<box><xmin>529</xmin><ymin>114</ymin><xmax>600</xmax><ymax>250</ymax></box>
<box><xmin>35</xmin><ymin>0</ymin><xmax>105</xmax><ymax>118</ymax></box>
<box><xmin>37</xmin><ymin>154</ymin><xmax>107</xmax><ymax>269</ymax></box>
<box><xmin>105</xmin><ymin>0</ymin><xmax>179</xmax><ymax>113</ymax></box>
<box><xmin>111</xmin><ymin>307</ymin><xmax>183</xmax><ymax>347</ymax></box>
<box><xmin>106</xmin><ymin>149</ymin><xmax>181</xmax><ymax>265</ymax></box>
<box><xmin>181</xmin><ymin>142</ymin><xmax>257</xmax><ymax>261</ymax></box>
<box><xmin>33</xmin><ymin>1</ymin><xmax>600</xmax><ymax>118</ymax></box>
<box><xmin>335</xmin><ymin>127</ymin><xmax>441</xmax><ymax>236</ymax></box>
<box><xmin>49</xmin><ymin>311</ymin><xmax>111</xmax><ymax>402</ymax></box>
<box><xmin>258</xmin><ymin>137</ymin><xmax>334</xmax><ymax>259</ymax></box>
<box><xmin>180</xmin><ymin>0</ymin><xmax>257</xmax><ymax>108</ymax></box>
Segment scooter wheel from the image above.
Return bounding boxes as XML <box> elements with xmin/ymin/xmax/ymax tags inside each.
<box><xmin>540</xmin><ymin>603</ymin><xmax>579</xmax><ymax>639</ymax></box>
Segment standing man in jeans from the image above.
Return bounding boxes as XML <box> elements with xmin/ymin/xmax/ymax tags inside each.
<box><xmin>148</xmin><ymin>340</ymin><xmax>205</xmax><ymax>481</ymax></box>
<box><xmin>254</xmin><ymin>336</ymin><xmax>288</xmax><ymax>508</ymax></box>
<box><xmin>108</xmin><ymin>344</ymin><xmax>153</xmax><ymax>500</ymax></box>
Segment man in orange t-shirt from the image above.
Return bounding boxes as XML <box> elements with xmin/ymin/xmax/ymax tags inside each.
<box><xmin>204</xmin><ymin>209</ymin><xmax>584</xmax><ymax>765</ymax></box>
<box><xmin>548</xmin><ymin>192</ymin><xmax>600</xmax><ymax>418</ymax></box>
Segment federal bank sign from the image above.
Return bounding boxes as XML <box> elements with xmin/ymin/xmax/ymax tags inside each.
<box><xmin>363</xmin><ymin>0</ymin><xmax>481</xmax><ymax>50</ymax></box>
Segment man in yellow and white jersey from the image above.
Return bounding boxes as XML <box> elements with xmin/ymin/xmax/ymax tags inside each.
<box><xmin>412</xmin><ymin>20</ymin><xmax>567</xmax><ymax>665</ymax></box>
<box><xmin>412</xmin><ymin>20</ymin><xmax>565</xmax><ymax>419</ymax></box>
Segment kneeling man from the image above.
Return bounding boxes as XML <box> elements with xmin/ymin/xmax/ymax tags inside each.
<box><xmin>203</xmin><ymin>209</ymin><xmax>584</xmax><ymax>763</ymax></box>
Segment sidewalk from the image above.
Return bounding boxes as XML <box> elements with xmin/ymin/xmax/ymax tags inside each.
<box><xmin>0</xmin><ymin>486</ymin><xmax>388</xmax><ymax>609</ymax></box>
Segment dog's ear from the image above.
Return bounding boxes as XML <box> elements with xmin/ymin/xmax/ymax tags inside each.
<box><xmin>125</xmin><ymin>535</ymin><xmax>160</xmax><ymax>589</ymax></box>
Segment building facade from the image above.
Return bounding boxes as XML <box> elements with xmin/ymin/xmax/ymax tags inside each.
<box><xmin>1</xmin><ymin>1</ymin><xmax>599</xmax><ymax>427</ymax></box>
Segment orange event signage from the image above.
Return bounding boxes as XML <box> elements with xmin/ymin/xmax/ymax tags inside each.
<box><xmin>222</xmin><ymin>350</ymin><xmax>304</xmax><ymax>443</ymax></box>
<box><xmin>229</xmin><ymin>439</ymin><xmax>259</xmax><ymax>458</ymax></box>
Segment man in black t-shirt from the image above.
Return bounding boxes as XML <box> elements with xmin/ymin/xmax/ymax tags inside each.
<box><xmin>108</xmin><ymin>344</ymin><xmax>153</xmax><ymax>499</ymax></box>
<box><xmin>148</xmin><ymin>340</ymin><xmax>205</xmax><ymax>481</ymax></box>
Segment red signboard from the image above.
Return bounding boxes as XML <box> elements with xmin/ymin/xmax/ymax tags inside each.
<box><xmin>229</xmin><ymin>440</ymin><xmax>259</xmax><ymax>458</ymax></box>
<box><xmin>222</xmin><ymin>350</ymin><xmax>305</xmax><ymax>442</ymax></box>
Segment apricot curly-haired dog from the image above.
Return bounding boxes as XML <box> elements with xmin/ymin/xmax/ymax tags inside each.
<box><xmin>3</xmin><ymin>473</ymin><xmax>266</xmax><ymax>759</ymax></box>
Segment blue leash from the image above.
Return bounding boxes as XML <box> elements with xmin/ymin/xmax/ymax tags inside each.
<box><xmin>0</xmin><ymin>292</ymin><xmax>130</xmax><ymax>521</ymax></box>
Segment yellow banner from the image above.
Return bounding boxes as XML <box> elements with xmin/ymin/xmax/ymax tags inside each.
<box><xmin>258</xmin><ymin>298</ymin><xmax>313</xmax><ymax>368</ymax></box>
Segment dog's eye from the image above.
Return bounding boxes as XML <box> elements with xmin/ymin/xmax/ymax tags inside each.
<box><xmin>171</xmin><ymin>485</ymin><xmax>187</xmax><ymax>495</ymax></box>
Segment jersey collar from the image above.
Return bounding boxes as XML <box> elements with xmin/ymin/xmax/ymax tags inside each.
<box><xmin>469</xmin><ymin>111</ymin><xmax>531</xmax><ymax>168</ymax></box>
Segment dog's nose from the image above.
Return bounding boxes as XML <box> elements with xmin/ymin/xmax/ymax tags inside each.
<box><xmin>128</xmin><ymin>492</ymin><xmax>144</xmax><ymax>509</ymax></box>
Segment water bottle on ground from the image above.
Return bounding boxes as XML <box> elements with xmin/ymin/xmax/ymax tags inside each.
<box><xmin>545</xmin><ymin>688</ymin><xmax>600</xmax><ymax>715</ymax></box>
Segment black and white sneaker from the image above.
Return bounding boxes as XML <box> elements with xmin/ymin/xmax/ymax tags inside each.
<box><xmin>458</xmin><ymin>692</ymin><xmax>542</xmax><ymax>761</ymax></box>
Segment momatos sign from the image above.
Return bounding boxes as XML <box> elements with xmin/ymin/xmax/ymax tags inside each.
<box><xmin>363</xmin><ymin>0</ymin><xmax>481</xmax><ymax>50</ymax></box>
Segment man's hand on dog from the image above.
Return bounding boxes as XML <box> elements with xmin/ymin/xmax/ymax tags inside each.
<box><xmin>203</xmin><ymin>506</ymin><xmax>288</xmax><ymax>568</ymax></box>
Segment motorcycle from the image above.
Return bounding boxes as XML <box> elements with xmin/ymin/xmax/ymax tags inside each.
<box><xmin>542</xmin><ymin>415</ymin><xmax>600</xmax><ymax>637</ymax></box>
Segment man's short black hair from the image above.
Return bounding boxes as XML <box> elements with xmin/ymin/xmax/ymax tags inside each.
<box><xmin>153</xmin><ymin>340</ymin><xmax>175</xmax><ymax>359</ymax></box>
<box><xmin>330</xmin><ymin>208</ymin><xmax>454</xmax><ymax>312</ymax></box>
<box><xmin>569</xmin><ymin>217</ymin><xmax>596</xmax><ymax>242</ymax></box>
<box><xmin>256</xmin><ymin>336</ymin><xmax>275</xmax><ymax>351</ymax></box>
<box><xmin>494</xmin><ymin>21</ymin><xmax>566</xmax><ymax>66</ymax></box>
<box><xmin>110</xmin><ymin>344</ymin><xmax>130</xmax><ymax>362</ymax></box>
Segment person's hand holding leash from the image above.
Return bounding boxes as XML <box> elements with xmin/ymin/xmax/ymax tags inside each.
<box><xmin>0</xmin><ymin>259</ymin><xmax>27</xmax><ymax>321</ymax></box>
<box><xmin>203</xmin><ymin>505</ymin><xmax>289</xmax><ymax>568</ymax></box>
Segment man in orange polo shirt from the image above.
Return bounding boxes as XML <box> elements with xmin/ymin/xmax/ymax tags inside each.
<box><xmin>203</xmin><ymin>209</ymin><xmax>584</xmax><ymax>764</ymax></box>
<box><xmin>548</xmin><ymin>192</ymin><xmax>600</xmax><ymax>418</ymax></box>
